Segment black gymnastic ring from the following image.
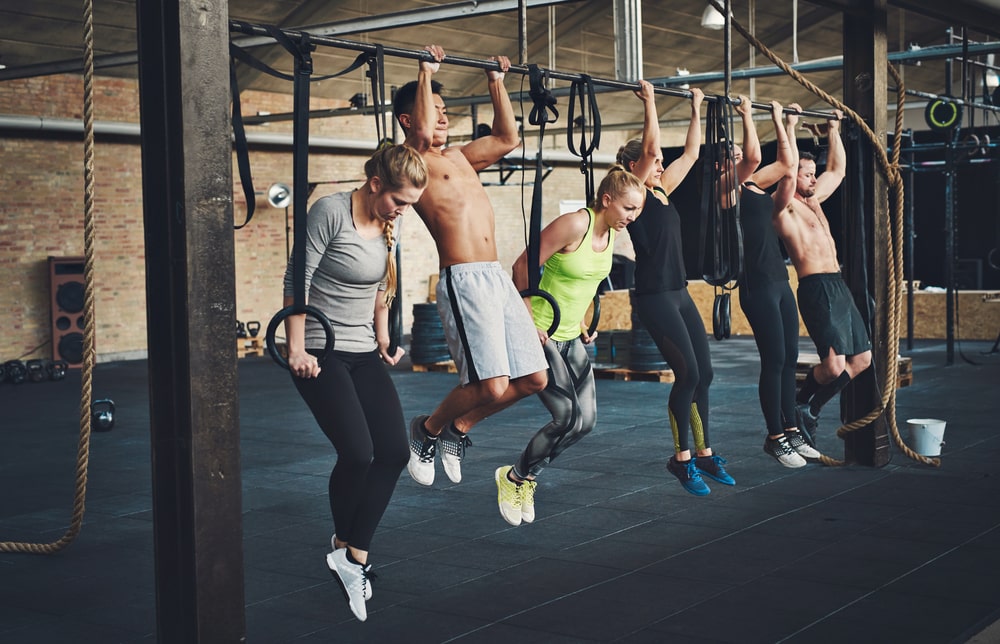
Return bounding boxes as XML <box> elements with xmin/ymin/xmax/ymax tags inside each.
<box><xmin>520</xmin><ymin>288</ymin><xmax>561</xmax><ymax>339</ymax></box>
<box><xmin>586</xmin><ymin>293</ymin><xmax>601</xmax><ymax>338</ymax></box>
<box><xmin>265</xmin><ymin>304</ymin><xmax>335</xmax><ymax>370</ymax></box>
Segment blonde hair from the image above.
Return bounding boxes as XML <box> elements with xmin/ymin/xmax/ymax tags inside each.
<box><xmin>363</xmin><ymin>144</ymin><xmax>428</xmax><ymax>306</ymax></box>
<box><xmin>615</xmin><ymin>139</ymin><xmax>644</xmax><ymax>170</ymax></box>
<box><xmin>594</xmin><ymin>165</ymin><xmax>646</xmax><ymax>210</ymax></box>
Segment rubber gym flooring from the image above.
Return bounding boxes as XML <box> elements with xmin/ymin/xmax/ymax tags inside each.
<box><xmin>2</xmin><ymin>336</ymin><xmax>999</xmax><ymax>643</ymax></box>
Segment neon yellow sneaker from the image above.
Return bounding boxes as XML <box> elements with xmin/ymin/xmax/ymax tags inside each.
<box><xmin>494</xmin><ymin>466</ymin><xmax>522</xmax><ymax>526</ymax></box>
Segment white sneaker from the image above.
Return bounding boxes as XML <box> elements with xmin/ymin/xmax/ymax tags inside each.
<box><xmin>785</xmin><ymin>430</ymin><xmax>822</xmax><ymax>460</ymax></box>
<box><xmin>763</xmin><ymin>436</ymin><xmax>807</xmax><ymax>468</ymax></box>
<box><xmin>407</xmin><ymin>415</ymin><xmax>437</xmax><ymax>486</ymax></box>
<box><xmin>326</xmin><ymin>548</ymin><xmax>369</xmax><ymax>621</ymax></box>
<box><xmin>494</xmin><ymin>466</ymin><xmax>523</xmax><ymax>526</ymax></box>
<box><xmin>330</xmin><ymin>537</ymin><xmax>372</xmax><ymax>600</ymax></box>
<box><xmin>439</xmin><ymin>423</ymin><xmax>472</xmax><ymax>484</ymax></box>
<box><xmin>520</xmin><ymin>479</ymin><xmax>537</xmax><ymax>523</ymax></box>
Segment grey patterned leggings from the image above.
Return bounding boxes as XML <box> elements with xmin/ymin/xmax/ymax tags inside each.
<box><xmin>514</xmin><ymin>338</ymin><xmax>597</xmax><ymax>479</ymax></box>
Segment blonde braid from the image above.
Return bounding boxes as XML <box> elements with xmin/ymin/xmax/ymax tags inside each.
<box><xmin>382</xmin><ymin>219</ymin><xmax>397</xmax><ymax>307</ymax></box>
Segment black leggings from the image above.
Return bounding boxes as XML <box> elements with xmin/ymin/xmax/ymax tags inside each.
<box><xmin>739</xmin><ymin>280</ymin><xmax>800</xmax><ymax>435</ymax></box>
<box><xmin>514</xmin><ymin>338</ymin><xmax>597</xmax><ymax>479</ymax></box>
<box><xmin>292</xmin><ymin>349</ymin><xmax>408</xmax><ymax>552</ymax></box>
<box><xmin>634</xmin><ymin>288</ymin><xmax>714</xmax><ymax>453</ymax></box>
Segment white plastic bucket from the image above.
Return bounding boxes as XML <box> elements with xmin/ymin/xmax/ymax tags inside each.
<box><xmin>906</xmin><ymin>418</ymin><xmax>947</xmax><ymax>457</ymax></box>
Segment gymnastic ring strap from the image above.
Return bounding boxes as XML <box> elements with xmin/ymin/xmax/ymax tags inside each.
<box><xmin>567</xmin><ymin>74</ymin><xmax>602</xmax><ymax>205</ymax></box>
<box><xmin>586</xmin><ymin>292</ymin><xmax>601</xmax><ymax>338</ymax></box>
<box><xmin>520</xmin><ymin>287</ymin><xmax>562</xmax><ymax>339</ymax></box>
<box><xmin>367</xmin><ymin>45</ymin><xmax>391</xmax><ymax>147</ymax></box>
<box><xmin>387</xmin><ymin>242</ymin><xmax>403</xmax><ymax>356</ymax></box>
<box><xmin>525</xmin><ymin>64</ymin><xmax>558</xmax><ymax>295</ymax></box>
<box><xmin>265</xmin><ymin>305</ymin><xmax>336</xmax><ymax>370</ymax></box>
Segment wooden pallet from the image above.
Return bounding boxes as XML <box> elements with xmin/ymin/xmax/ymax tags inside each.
<box><xmin>593</xmin><ymin>366</ymin><xmax>675</xmax><ymax>383</ymax></box>
<box><xmin>236</xmin><ymin>336</ymin><xmax>265</xmax><ymax>358</ymax></box>
<box><xmin>412</xmin><ymin>360</ymin><xmax>457</xmax><ymax>374</ymax></box>
<box><xmin>795</xmin><ymin>356</ymin><xmax>913</xmax><ymax>388</ymax></box>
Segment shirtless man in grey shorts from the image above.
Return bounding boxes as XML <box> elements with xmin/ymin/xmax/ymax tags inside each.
<box><xmin>774</xmin><ymin>109</ymin><xmax>872</xmax><ymax>446</ymax></box>
<box><xmin>393</xmin><ymin>44</ymin><xmax>548</xmax><ymax>486</ymax></box>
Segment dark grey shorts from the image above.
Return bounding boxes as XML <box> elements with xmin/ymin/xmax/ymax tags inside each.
<box><xmin>796</xmin><ymin>273</ymin><xmax>872</xmax><ymax>358</ymax></box>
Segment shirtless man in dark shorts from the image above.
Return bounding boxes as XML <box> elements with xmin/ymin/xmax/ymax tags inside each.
<box><xmin>774</xmin><ymin>109</ymin><xmax>872</xmax><ymax>446</ymax></box>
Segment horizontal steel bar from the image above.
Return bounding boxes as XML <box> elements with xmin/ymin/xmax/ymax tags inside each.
<box><xmin>228</xmin><ymin>20</ymin><xmax>839</xmax><ymax>119</ymax></box>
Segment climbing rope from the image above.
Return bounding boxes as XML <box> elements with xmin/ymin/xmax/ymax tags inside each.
<box><xmin>1</xmin><ymin>0</ymin><xmax>98</xmax><ymax>555</ymax></box>
<box><xmin>706</xmin><ymin>0</ymin><xmax>938</xmax><ymax>467</ymax></box>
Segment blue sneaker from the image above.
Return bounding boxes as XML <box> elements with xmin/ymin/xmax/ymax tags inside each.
<box><xmin>666</xmin><ymin>457</ymin><xmax>711</xmax><ymax>496</ymax></box>
<box><xmin>695</xmin><ymin>454</ymin><xmax>736</xmax><ymax>486</ymax></box>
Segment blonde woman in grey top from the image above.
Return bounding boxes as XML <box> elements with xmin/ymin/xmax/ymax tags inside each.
<box><xmin>282</xmin><ymin>145</ymin><xmax>427</xmax><ymax>622</ymax></box>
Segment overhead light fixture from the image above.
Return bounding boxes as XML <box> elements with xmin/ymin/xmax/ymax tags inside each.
<box><xmin>700</xmin><ymin>3</ymin><xmax>727</xmax><ymax>30</ymax></box>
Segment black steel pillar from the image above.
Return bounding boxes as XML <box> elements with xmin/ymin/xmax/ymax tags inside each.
<box><xmin>135</xmin><ymin>0</ymin><xmax>246</xmax><ymax>641</ymax></box>
<box><xmin>840</xmin><ymin>0</ymin><xmax>890</xmax><ymax>467</ymax></box>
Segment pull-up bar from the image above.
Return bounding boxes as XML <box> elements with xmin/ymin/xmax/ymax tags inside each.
<box><xmin>890</xmin><ymin>86</ymin><xmax>1000</xmax><ymax>114</ymax></box>
<box><xmin>228</xmin><ymin>19</ymin><xmax>840</xmax><ymax>120</ymax></box>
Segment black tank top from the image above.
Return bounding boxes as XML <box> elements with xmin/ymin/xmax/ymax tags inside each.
<box><xmin>738</xmin><ymin>183</ymin><xmax>789</xmax><ymax>289</ymax></box>
<box><xmin>628</xmin><ymin>187</ymin><xmax>687</xmax><ymax>294</ymax></box>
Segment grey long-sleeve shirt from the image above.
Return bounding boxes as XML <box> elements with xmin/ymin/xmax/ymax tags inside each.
<box><xmin>282</xmin><ymin>191</ymin><xmax>395</xmax><ymax>353</ymax></box>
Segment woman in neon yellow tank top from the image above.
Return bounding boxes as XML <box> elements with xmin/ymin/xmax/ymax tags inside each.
<box><xmin>493</xmin><ymin>167</ymin><xmax>646</xmax><ymax>527</ymax></box>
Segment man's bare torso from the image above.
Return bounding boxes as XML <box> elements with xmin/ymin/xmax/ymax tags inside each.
<box><xmin>415</xmin><ymin>146</ymin><xmax>498</xmax><ymax>268</ymax></box>
<box><xmin>778</xmin><ymin>195</ymin><xmax>841</xmax><ymax>278</ymax></box>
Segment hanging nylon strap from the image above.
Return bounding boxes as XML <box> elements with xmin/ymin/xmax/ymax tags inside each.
<box><xmin>567</xmin><ymin>74</ymin><xmax>602</xmax><ymax>206</ymax></box>
<box><xmin>523</xmin><ymin>64</ymin><xmax>561</xmax><ymax>336</ymax></box>
<box><xmin>367</xmin><ymin>44</ymin><xmax>391</xmax><ymax>148</ymax></box>
<box><xmin>698</xmin><ymin>97</ymin><xmax>743</xmax><ymax>287</ymax></box>
<box><xmin>847</xmin><ymin>122</ymin><xmax>876</xmax><ymax>334</ymax></box>
<box><xmin>364</xmin><ymin>44</ymin><xmax>403</xmax><ymax>355</ymax></box>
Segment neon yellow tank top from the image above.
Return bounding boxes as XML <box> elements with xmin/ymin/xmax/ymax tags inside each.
<box><xmin>532</xmin><ymin>208</ymin><xmax>615</xmax><ymax>341</ymax></box>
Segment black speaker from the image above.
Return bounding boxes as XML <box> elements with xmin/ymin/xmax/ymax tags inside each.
<box><xmin>49</xmin><ymin>256</ymin><xmax>86</xmax><ymax>368</ymax></box>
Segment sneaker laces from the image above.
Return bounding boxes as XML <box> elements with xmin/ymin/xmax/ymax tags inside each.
<box><xmin>499</xmin><ymin>474</ymin><xmax>523</xmax><ymax>508</ymax></box>
<box><xmin>361</xmin><ymin>564</ymin><xmax>374</xmax><ymax>595</ymax></box>
<box><xmin>442</xmin><ymin>431</ymin><xmax>472</xmax><ymax>459</ymax></box>
<box><xmin>415</xmin><ymin>437</ymin><xmax>436</xmax><ymax>463</ymax></box>
<box><xmin>522</xmin><ymin>479</ymin><xmax>536</xmax><ymax>505</ymax></box>
<box><xmin>772</xmin><ymin>436</ymin><xmax>795</xmax><ymax>455</ymax></box>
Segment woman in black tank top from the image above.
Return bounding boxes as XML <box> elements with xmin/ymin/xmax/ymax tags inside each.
<box><xmin>736</xmin><ymin>102</ymin><xmax>822</xmax><ymax>467</ymax></box>
<box><xmin>615</xmin><ymin>81</ymin><xmax>738</xmax><ymax>496</ymax></box>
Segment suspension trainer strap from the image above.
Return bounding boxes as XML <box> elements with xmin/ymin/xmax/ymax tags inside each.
<box><xmin>848</xmin><ymin>123</ymin><xmax>875</xmax><ymax>332</ymax></box>
<box><xmin>521</xmin><ymin>64</ymin><xmax>562</xmax><ymax>336</ymax></box>
<box><xmin>368</xmin><ymin>44</ymin><xmax>391</xmax><ymax>148</ymax></box>
<box><xmin>567</xmin><ymin>74</ymin><xmax>602</xmax><ymax>205</ymax></box>
<box><xmin>526</xmin><ymin>64</ymin><xmax>558</xmax><ymax>292</ymax></box>
<box><xmin>230</xmin><ymin>57</ymin><xmax>258</xmax><ymax>230</ymax></box>
<box><xmin>699</xmin><ymin>98</ymin><xmax>742</xmax><ymax>287</ymax></box>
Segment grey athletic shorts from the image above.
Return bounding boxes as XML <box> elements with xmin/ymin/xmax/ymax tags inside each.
<box><xmin>436</xmin><ymin>261</ymin><xmax>548</xmax><ymax>385</ymax></box>
<box><xmin>797</xmin><ymin>272</ymin><xmax>872</xmax><ymax>358</ymax></box>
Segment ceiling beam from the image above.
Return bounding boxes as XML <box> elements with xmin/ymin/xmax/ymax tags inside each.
<box><xmin>0</xmin><ymin>0</ymin><xmax>584</xmax><ymax>82</ymax></box>
<box><xmin>810</xmin><ymin>0</ymin><xmax>1000</xmax><ymax>37</ymax></box>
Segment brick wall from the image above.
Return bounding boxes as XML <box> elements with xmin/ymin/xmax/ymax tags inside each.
<box><xmin>0</xmin><ymin>73</ymin><xmax>632</xmax><ymax>363</ymax></box>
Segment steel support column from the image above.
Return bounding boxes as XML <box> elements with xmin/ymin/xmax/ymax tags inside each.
<box><xmin>840</xmin><ymin>0</ymin><xmax>890</xmax><ymax>467</ymax></box>
<box><xmin>136</xmin><ymin>0</ymin><xmax>246</xmax><ymax>641</ymax></box>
